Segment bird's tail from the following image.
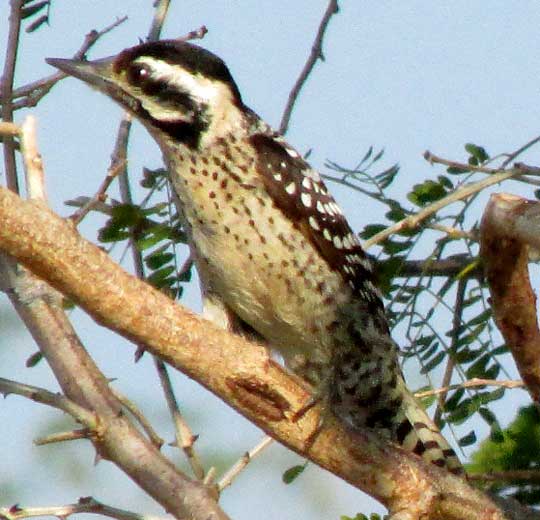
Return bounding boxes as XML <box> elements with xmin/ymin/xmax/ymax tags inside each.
<box><xmin>395</xmin><ymin>388</ymin><xmax>463</xmax><ymax>475</ymax></box>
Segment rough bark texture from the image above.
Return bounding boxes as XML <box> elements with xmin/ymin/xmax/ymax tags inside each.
<box><xmin>0</xmin><ymin>186</ymin><xmax>510</xmax><ymax>520</ymax></box>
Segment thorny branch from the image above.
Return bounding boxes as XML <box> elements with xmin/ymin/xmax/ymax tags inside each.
<box><xmin>0</xmin><ymin>496</ymin><xmax>167</xmax><ymax>520</ymax></box>
<box><xmin>279</xmin><ymin>0</ymin><xmax>339</xmax><ymax>134</ymax></box>
<box><xmin>0</xmin><ymin>183</ymin><xmax>509</xmax><ymax>520</ymax></box>
<box><xmin>0</xmin><ymin>118</ymin><xmax>228</xmax><ymax>520</ymax></box>
<box><xmin>106</xmin><ymin>3</ymin><xmax>209</xmax><ymax>482</ymax></box>
<box><xmin>217</xmin><ymin>436</ymin><xmax>274</xmax><ymax>492</ymax></box>
<box><xmin>1</xmin><ymin>0</ymin><xmax>24</xmax><ymax>192</ymax></box>
<box><xmin>0</xmin><ymin>16</ymin><xmax>128</xmax><ymax>111</ymax></box>
<box><xmin>364</xmin><ymin>156</ymin><xmax>540</xmax><ymax>249</ymax></box>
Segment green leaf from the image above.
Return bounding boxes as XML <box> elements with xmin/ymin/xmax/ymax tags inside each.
<box><xmin>111</xmin><ymin>203</ymin><xmax>145</xmax><ymax>227</ymax></box>
<box><xmin>282</xmin><ymin>463</ymin><xmax>307</xmax><ymax>484</ymax></box>
<box><xmin>444</xmin><ymin>388</ymin><xmax>465</xmax><ymax>411</ymax></box>
<box><xmin>98</xmin><ymin>225</ymin><xmax>129</xmax><ymax>243</ymax></box>
<box><xmin>447</xmin><ymin>166</ymin><xmax>470</xmax><ymax>175</ymax></box>
<box><xmin>136</xmin><ymin>225</ymin><xmax>173</xmax><ymax>251</ymax></box>
<box><xmin>385</xmin><ymin>205</ymin><xmax>407</xmax><ymax>222</ymax></box>
<box><xmin>407</xmin><ymin>179</ymin><xmax>448</xmax><ymax>207</ymax></box>
<box><xmin>382</xmin><ymin>239</ymin><xmax>412</xmax><ymax>255</ymax></box>
<box><xmin>466</xmin><ymin>309</ymin><xmax>492</xmax><ymax>327</ymax></box>
<box><xmin>178</xmin><ymin>267</ymin><xmax>193</xmax><ymax>282</ymax></box>
<box><xmin>465</xmin><ymin>353</ymin><xmax>490</xmax><ymax>379</ymax></box>
<box><xmin>26</xmin><ymin>351</ymin><xmax>43</xmax><ymax>367</ymax></box>
<box><xmin>360</xmin><ymin>224</ymin><xmax>386</xmax><ymax>239</ymax></box>
<box><xmin>145</xmin><ymin>252</ymin><xmax>174</xmax><ymax>270</ymax></box>
<box><xmin>465</xmin><ymin>143</ymin><xmax>489</xmax><ymax>164</ymax></box>
<box><xmin>376</xmin><ymin>164</ymin><xmax>400</xmax><ymax>189</ymax></box>
<box><xmin>437</xmin><ymin>175</ymin><xmax>454</xmax><ymax>189</ymax></box>
<box><xmin>360</xmin><ymin>146</ymin><xmax>373</xmax><ymax>164</ymax></box>
<box><xmin>146</xmin><ymin>266</ymin><xmax>175</xmax><ymax>287</ymax></box>
<box><xmin>372</xmin><ymin>148</ymin><xmax>384</xmax><ymax>162</ymax></box>
<box><xmin>420</xmin><ymin>351</ymin><xmax>445</xmax><ymax>374</ymax></box>
<box><xmin>459</xmin><ymin>430</ymin><xmax>477</xmax><ymax>447</ymax></box>
<box><xmin>491</xmin><ymin>344</ymin><xmax>509</xmax><ymax>356</ymax></box>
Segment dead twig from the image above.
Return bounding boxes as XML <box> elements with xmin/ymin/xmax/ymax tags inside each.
<box><xmin>69</xmin><ymin>160</ymin><xmax>125</xmax><ymax>225</ymax></box>
<box><xmin>0</xmin><ymin>496</ymin><xmax>167</xmax><ymax>520</ymax></box>
<box><xmin>217</xmin><ymin>436</ymin><xmax>274</xmax><ymax>492</ymax></box>
<box><xmin>0</xmin><ymin>16</ymin><xmax>127</xmax><ymax>110</ymax></box>
<box><xmin>279</xmin><ymin>0</ymin><xmax>339</xmax><ymax>134</ymax></box>
<box><xmin>415</xmin><ymin>378</ymin><xmax>524</xmax><ymax>399</ymax></box>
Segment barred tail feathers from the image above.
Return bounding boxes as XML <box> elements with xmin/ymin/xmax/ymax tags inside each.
<box><xmin>396</xmin><ymin>390</ymin><xmax>463</xmax><ymax>475</ymax></box>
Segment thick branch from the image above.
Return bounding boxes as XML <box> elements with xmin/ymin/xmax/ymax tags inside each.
<box><xmin>480</xmin><ymin>193</ymin><xmax>540</xmax><ymax>402</ymax></box>
<box><xmin>0</xmin><ymin>119</ymin><xmax>226</xmax><ymax>520</ymax></box>
<box><xmin>0</xmin><ymin>186</ymin><xmax>509</xmax><ymax>520</ymax></box>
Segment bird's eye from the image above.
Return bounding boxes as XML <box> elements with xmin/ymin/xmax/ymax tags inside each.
<box><xmin>126</xmin><ymin>63</ymin><xmax>150</xmax><ymax>86</ymax></box>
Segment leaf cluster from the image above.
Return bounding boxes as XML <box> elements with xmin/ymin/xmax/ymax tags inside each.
<box><xmin>326</xmin><ymin>143</ymin><xmax>512</xmax><ymax>460</ymax></box>
<box><xmin>98</xmin><ymin>167</ymin><xmax>192</xmax><ymax>299</ymax></box>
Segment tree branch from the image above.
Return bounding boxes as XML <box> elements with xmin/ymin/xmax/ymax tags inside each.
<box><xmin>0</xmin><ymin>184</ymin><xmax>510</xmax><ymax>520</ymax></box>
<box><xmin>0</xmin><ymin>497</ymin><xmax>167</xmax><ymax>520</ymax></box>
<box><xmin>278</xmin><ymin>0</ymin><xmax>339</xmax><ymax>134</ymax></box>
<box><xmin>480</xmin><ymin>193</ymin><xmax>540</xmax><ymax>402</ymax></box>
<box><xmin>364</xmin><ymin>156</ymin><xmax>537</xmax><ymax>250</ymax></box>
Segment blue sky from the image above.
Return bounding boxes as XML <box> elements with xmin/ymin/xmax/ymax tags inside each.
<box><xmin>1</xmin><ymin>2</ymin><xmax>539</xmax><ymax>518</ymax></box>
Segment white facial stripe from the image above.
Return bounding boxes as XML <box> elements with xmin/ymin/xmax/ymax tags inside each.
<box><xmin>132</xmin><ymin>57</ymin><xmax>244</xmax><ymax>147</ymax></box>
<box><xmin>135</xmin><ymin>57</ymin><xmax>224</xmax><ymax>105</ymax></box>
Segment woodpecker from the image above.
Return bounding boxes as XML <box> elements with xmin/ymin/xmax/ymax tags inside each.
<box><xmin>47</xmin><ymin>40</ymin><xmax>462</xmax><ymax>474</ymax></box>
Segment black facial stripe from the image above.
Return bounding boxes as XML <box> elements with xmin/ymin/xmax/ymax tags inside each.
<box><xmin>125</xmin><ymin>61</ymin><xmax>199</xmax><ymax>115</ymax></box>
<box><xmin>152</xmin><ymin>118</ymin><xmax>207</xmax><ymax>148</ymax></box>
<box><xmin>130</xmin><ymin>99</ymin><xmax>207</xmax><ymax>149</ymax></box>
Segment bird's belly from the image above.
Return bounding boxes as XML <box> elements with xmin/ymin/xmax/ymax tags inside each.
<box><xmin>190</xmin><ymin>201</ymin><xmax>349</xmax><ymax>370</ymax></box>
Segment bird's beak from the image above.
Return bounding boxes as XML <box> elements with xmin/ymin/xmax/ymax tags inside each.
<box><xmin>46</xmin><ymin>56</ymin><xmax>116</xmax><ymax>90</ymax></box>
<box><xmin>46</xmin><ymin>56</ymin><xmax>141</xmax><ymax>114</ymax></box>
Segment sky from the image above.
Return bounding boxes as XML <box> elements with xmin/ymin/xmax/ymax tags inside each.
<box><xmin>1</xmin><ymin>2</ymin><xmax>540</xmax><ymax>519</ymax></box>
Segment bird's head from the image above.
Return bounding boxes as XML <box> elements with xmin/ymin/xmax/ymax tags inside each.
<box><xmin>47</xmin><ymin>40</ymin><xmax>246</xmax><ymax>148</ymax></box>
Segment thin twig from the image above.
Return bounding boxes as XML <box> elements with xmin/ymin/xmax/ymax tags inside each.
<box><xmin>155</xmin><ymin>359</ymin><xmax>206</xmax><ymax>480</ymax></box>
<box><xmin>414</xmin><ymin>378</ymin><xmax>524</xmax><ymax>399</ymax></box>
<box><xmin>279</xmin><ymin>0</ymin><xmax>339</xmax><ymax>134</ymax></box>
<box><xmin>2</xmin><ymin>0</ymin><xmax>24</xmax><ymax>192</ymax></box>
<box><xmin>110</xmin><ymin>387</ymin><xmax>165</xmax><ymax>449</ymax></box>
<box><xmin>217</xmin><ymin>436</ymin><xmax>274</xmax><ymax>492</ymax></box>
<box><xmin>0</xmin><ymin>377</ymin><xmax>97</xmax><ymax>426</ymax></box>
<box><xmin>500</xmin><ymin>134</ymin><xmax>540</xmax><ymax>169</ymax></box>
<box><xmin>0</xmin><ymin>16</ymin><xmax>128</xmax><ymax>110</ymax></box>
<box><xmin>147</xmin><ymin>0</ymin><xmax>171</xmax><ymax>42</ymax></box>
<box><xmin>433</xmin><ymin>278</ymin><xmax>466</xmax><ymax>427</ymax></box>
<box><xmin>180</xmin><ymin>25</ymin><xmax>208</xmax><ymax>42</ymax></box>
<box><xmin>0</xmin><ymin>497</ymin><xmax>167</xmax><ymax>520</ymax></box>
<box><xmin>364</xmin><ymin>157</ymin><xmax>535</xmax><ymax>249</ymax></box>
<box><xmin>388</xmin><ymin>254</ymin><xmax>481</xmax><ymax>279</ymax></box>
<box><xmin>427</xmin><ymin>222</ymin><xmax>476</xmax><ymax>240</ymax></box>
<box><xmin>35</xmin><ymin>428</ymin><xmax>90</xmax><ymax>446</ymax></box>
<box><xmin>20</xmin><ymin>116</ymin><xmax>46</xmax><ymax>200</ymax></box>
<box><xmin>424</xmin><ymin>151</ymin><xmax>504</xmax><ymax>175</ymax></box>
<box><xmin>70</xmin><ymin>159</ymin><xmax>125</xmax><ymax>225</ymax></box>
